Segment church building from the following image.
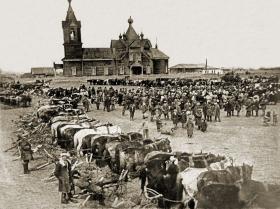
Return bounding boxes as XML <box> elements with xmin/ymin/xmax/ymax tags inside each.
<box><xmin>60</xmin><ymin>0</ymin><xmax>169</xmax><ymax>76</ymax></box>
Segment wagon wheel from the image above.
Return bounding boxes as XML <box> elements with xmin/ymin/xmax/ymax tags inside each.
<box><xmin>102</xmin><ymin>183</ymin><xmax>127</xmax><ymax>203</ymax></box>
<box><xmin>104</xmin><ymin>170</ymin><xmax>128</xmax><ymax>202</ymax></box>
<box><xmin>110</xmin><ymin>180</ymin><xmax>128</xmax><ymax>198</ymax></box>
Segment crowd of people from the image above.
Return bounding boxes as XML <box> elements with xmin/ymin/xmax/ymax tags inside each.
<box><xmin>55</xmin><ymin>75</ymin><xmax>278</xmax><ymax>138</ymax></box>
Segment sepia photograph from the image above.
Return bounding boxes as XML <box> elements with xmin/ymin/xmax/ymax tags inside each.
<box><xmin>0</xmin><ymin>0</ymin><xmax>279</xmax><ymax>208</ymax></box>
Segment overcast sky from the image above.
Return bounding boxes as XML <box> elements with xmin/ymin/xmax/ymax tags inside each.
<box><xmin>0</xmin><ymin>0</ymin><xmax>280</xmax><ymax>73</ymax></box>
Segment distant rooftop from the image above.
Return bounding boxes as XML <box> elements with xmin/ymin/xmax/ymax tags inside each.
<box><xmin>170</xmin><ymin>64</ymin><xmax>206</xmax><ymax>69</ymax></box>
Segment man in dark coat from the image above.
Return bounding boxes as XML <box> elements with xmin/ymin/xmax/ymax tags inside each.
<box><xmin>171</xmin><ymin>109</ymin><xmax>179</xmax><ymax>129</ymax></box>
<box><xmin>193</xmin><ymin>104</ymin><xmax>203</xmax><ymax>130</ymax></box>
<box><xmin>186</xmin><ymin>118</ymin><xmax>194</xmax><ymax>138</ymax></box>
<box><xmin>82</xmin><ymin>96</ymin><xmax>90</xmax><ymax>112</ymax></box>
<box><xmin>95</xmin><ymin>95</ymin><xmax>101</xmax><ymax>110</ymax></box>
<box><xmin>245</xmin><ymin>98</ymin><xmax>253</xmax><ymax>117</ymax></box>
<box><xmin>235</xmin><ymin>101</ymin><xmax>242</xmax><ymax>117</ymax></box>
<box><xmin>149</xmin><ymin>104</ymin><xmax>157</xmax><ymax>122</ymax></box>
<box><xmin>156</xmin><ymin>116</ymin><xmax>163</xmax><ymax>132</ymax></box>
<box><xmin>18</xmin><ymin>136</ymin><xmax>33</xmax><ymax>174</ymax></box>
<box><xmin>129</xmin><ymin>103</ymin><xmax>136</xmax><ymax>121</ymax></box>
<box><xmin>200</xmin><ymin>119</ymin><xmax>208</xmax><ymax>132</ymax></box>
<box><xmin>104</xmin><ymin>95</ymin><xmax>111</xmax><ymax>112</ymax></box>
<box><xmin>54</xmin><ymin>152</ymin><xmax>77</xmax><ymax>204</ymax></box>
<box><xmin>181</xmin><ymin>110</ymin><xmax>187</xmax><ymax>128</ymax></box>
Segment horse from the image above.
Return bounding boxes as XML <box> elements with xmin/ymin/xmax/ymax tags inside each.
<box><xmin>51</xmin><ymin>121</ymin><xmax>75</xmax><ymax>139</ymax></box>
<box><xmin>73</xmin><ymin>125</ymin><xmax>122</xmax><ymax>156</ymax></box>
<box><xmin>58</xmin><ymin>124</ymin><xmax>86</xmax><ymax>148</ymax></box>
<box><xmin>37</xmin><ymin>105</ymin><xmax>62</xmax><ymax>122</ymax></box>
<box><xmin>113</xmin><ymin>138</ymin><xmax>172</xmax><ymax>175</ymax></box>
<box><xmin>19</xmin><ymin>94</ymin><xmax>32</xmax><ymax>106</ymax></box>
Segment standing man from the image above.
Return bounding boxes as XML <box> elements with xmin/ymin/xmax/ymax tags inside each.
<box><xmin>54</xmin><ymin>152</ymin><xmax>77</xmax><ymax>204</ymax></box>
<box><xmin>149</xmin><ymin>104</ymin><xmax>157</xmax><ymax>122</ymax></box>
<box><xmin>245</xmin><ymin>98</ymin><xmax>253</xmax><ymax>117</ymax></box>
<box><xmin>181</xmin><ymin>110</ymin><xmax>187</xmax><ymax>128</ymax></box>
<box><xmin>156</xmin><ymin>116</ymin><xmax>163</xmax><ymax>132</ymax></box>
<box><xmin>259</xmin><ymin>97</ymin><xmax>267</xmax><ymax>117</ymax></box>
<box><xmin>235</xmin><ymin>100</ymin><xmax>242</xmax><ymax>117</ymax></box>
<box><xmin>129</xmin><ymin>103</ymin><xmax>136</xmax><ymax>121</ymax></box>
<box><xmin>142</xmin><ymin>103</ymin><xmax>148</xmax><ymax>119</ymax></box>
<box><xmin>171</xmin><ymin>109</ymin><xmax>179</xmax><ymax>129</ymax></box>
<box><xmin>82</xmin><ymin>96</ymin><xmax>90</xmax><ymax>112</ymax></box>
<box><xmin>162</xmin><ymin>101</ymin><xmax>169</xmax><ymax>120</ymax></box>
<box><xmin>141</xmin><ymin>118</ymin><xmax>150</xmax><ymax>139</ymax></box>
<box><xmin>95</xmin><ymin>95</ymin><xmax>101</xmax><ymax>110</ymax></box>
<box><xmin>194</xmin><ymin>104</ymin><xmax>203</xmax><ymax>130</ymax></box>
<box><xmin>122</xmin><ymin>100</ymin><xmax>127</xmax><ymax>116</ymax></box>
<box><xmin>186</xmin><ymin>118</ymin><xmax>194</xmax><ymax>138</ymax></box>
<box><xmin>200</xmin><ymin>119</ymin><xmax>208</xmax><ymax>132</ymax></box>
<box><xmin>214</xmin><ymin>102</ymin><xmax>221</xmax><ymax>122</ymax></box>
<box><xmin>18</xmin><ymin>135</ymin><xmax>33</xmax><ymax>174</ymax></box>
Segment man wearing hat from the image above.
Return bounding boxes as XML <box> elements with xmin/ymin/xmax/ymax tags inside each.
<box><xmin>181</xmin><ymin>110</ymin><xmax>187</xmax><ymax>128</ymax></box>
<box><xmin>18</xmin><ymin>135</ymin><xmax>33</xmax><ymax>174</ymax></box>
<box><xmin>162</xmin><ymin>101</ymin><xmax>169</xmax><ymax>120</ymax></box>
<box><xmin>141</xmin><ymin>118</ymin><xmax>150</xmax><ymax>139</ymax></box>
<box><xmin>54</xmin><ymin>152</ymin><xmax>77</xmax><ymax>204</ymax></box>
<box><xmin>155</xmin><ymin>116</ymin><xmax>163</xmax><ymax>132</ymax></box>
<box><xmin>186</xmin><ymin>118</ymin><xmax>194</xmax><ymax>138</ymax></box>
<box><xmin>171</xmin><ymin>109</ymin><xmax>179</xmax><ymax>129</ymax></box>
<box><xmin>245</xmin><ymin>98</ymin><xmax>253</xmax><ymax>117</ymax></box>
<box><xmin>214</xmin><ymin>102</ymin><xmax>221</xmax><ymax>122</ymax></box>
<box><xmin>149</xmin><ymin>104</ymin><xmax>157</xmax><ymax>122</ymax></box>
<box><xmin>129</xmin><ymin>103</ymin><xmax>136</xmax><ymax>121</ymax></box>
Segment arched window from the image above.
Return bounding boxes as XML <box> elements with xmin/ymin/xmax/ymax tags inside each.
<box><xmin>70</xmin><ymin>30</ymin><xmax>75</xmax><ymax>41</ymax></box>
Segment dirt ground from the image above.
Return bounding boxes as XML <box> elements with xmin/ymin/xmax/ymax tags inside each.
<box><xmin>0</xmin><ymin>81</ymin><xmax>280</xmax><ymax>209</ymax></box>
<box><xmin>86</xmin><ymin>103</ymin><xmax>280</xmax><ymax>184</ymax></box>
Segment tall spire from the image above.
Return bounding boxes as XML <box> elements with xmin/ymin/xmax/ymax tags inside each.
<box><xmin>66</xmin><ymin>0</ymin><xmax>77</xmax><ymax>22</ymax></box>
<box><xmin>155</xmin><ymin>37</ymin><xmax>158</xmax><ymax>49</ymax></box>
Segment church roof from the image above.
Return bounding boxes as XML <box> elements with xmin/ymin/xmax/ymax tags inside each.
<box><xmin>110</xmin><ymin>38</ymin><xmax>151</xmax><ymax>49</ymax></box>
<box><xmin>110</xmin><ymin>40</ymin><xmax>126</xmax><ymax>49</ymax></box>
<box><xmin>83</xmin><ymin>48</ymin><xmax>113</xmax><ymax>60</ymax></box>
<box><xmin>150</xmin><ymin>48</ymin><xmax>169</xmax><ymax>60</ymax></box>
<box><xmin>125</xmin><ymin>17</ymin><xmax>140</xmax><ymax>44</ymax></box>
<box><xmin>126</xmin><ymin>25</ymin><xmax>139</xmax><ymax>41</ymax></box>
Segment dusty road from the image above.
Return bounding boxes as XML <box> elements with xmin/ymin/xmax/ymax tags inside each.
<box><xmin>0</xmin><ymin>105</ymin><xmax>81</xmax><ymax>209</ymax></box>
<box><xmin>0</xmin><ymin>101</ymin><xmax>280</xmax><ymax>209</ymax></box>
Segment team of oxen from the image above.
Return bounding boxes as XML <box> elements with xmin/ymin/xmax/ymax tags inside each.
<box><xmin>36</xmin><ymin>103</ymin><xmax>279</xmax><ymax>209</ymax></box>
<box><xmin>0</xmin><ymin>80</ymin><xmax>49</xmax><ymax>107</ymax></box>
<box><xmin>37</xmin><ymin>103</ymin><xmax>171</xmax><ymax>174</ymax></box>
<box><xmin>0</xmin><ymin>90</ymin><xmax>32</xmax><ymax>106</ymax></box>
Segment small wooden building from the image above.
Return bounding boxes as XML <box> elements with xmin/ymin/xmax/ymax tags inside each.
<box><xmin>169</xmin><ymin>64</ymin><xmax>206</xmax><ymax>74</ymax></box>
<box><xmin>31</xmin><ymin>67</ymin><xmax>55</xmax><ymax>77</ymax></box>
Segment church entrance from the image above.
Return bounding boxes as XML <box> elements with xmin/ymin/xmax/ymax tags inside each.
<box><xmin>131</xmin><ymin>66</ymin><xmax>143</xmax><ymax>75</ymax></box>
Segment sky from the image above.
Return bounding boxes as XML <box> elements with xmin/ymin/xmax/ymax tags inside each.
<box><xmin>0</xmin><ymin>0</ymin><xmax>280</xmax><ymax>73</ymax></box>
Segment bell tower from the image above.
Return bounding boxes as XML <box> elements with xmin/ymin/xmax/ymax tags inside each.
<box><xmin>62</xmin><ymin>0</ymin><xmax>82</xmax><ymax>59</ymax></box>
